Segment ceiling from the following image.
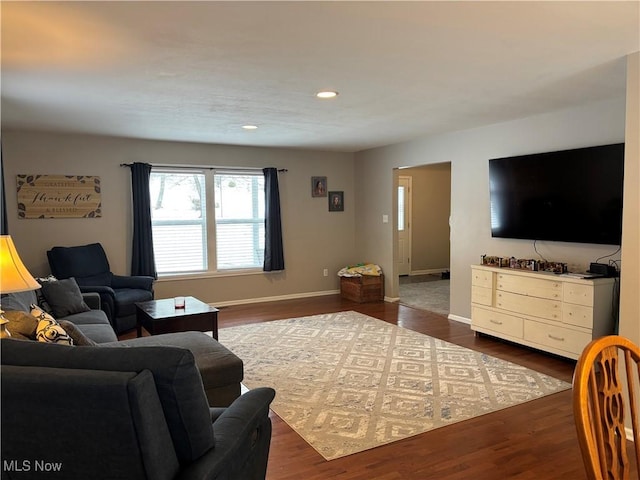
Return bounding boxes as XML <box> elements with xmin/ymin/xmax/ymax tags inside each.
<box><xmin>1</xmin><ymin>1</ymin><xmax>639</xmax><ymax>153</ymax></box>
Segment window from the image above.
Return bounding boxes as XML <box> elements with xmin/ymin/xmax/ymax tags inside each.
<box><xmin>214</xmin><ymin>172</ymin><xmax>265</xmax><ymax>270</ymax></box>
<box><xmin>398</xmin><ymin>185</ymin><xmax>406</xmax><ymax>231</ymax></box>
<box><xmin>150</xmin><ymin>170</ymin><xmax>207</xmax><ymax>274</ymax></box>
<box><xmin>150</xmin><ymin>168</ymin><xmax>265</xmax><ymax>275</ymax></box>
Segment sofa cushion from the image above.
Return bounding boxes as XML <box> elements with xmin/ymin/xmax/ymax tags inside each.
<box><xmin>74</xmin><ymin>323</ymin><xmax>118</xmax><ymax>344</ymax></box>
<box><xmin>40</xmin><ymin>277</ymin><xmax>91</xmax><ymax>318</ymax></box>
<box><xmin>0</xmin><ymin>290</ymin><xmax>38</xmax><ymax>313</ymax></box>
<box><xmin>61</xmin><ymin>308</ymin><xmax>117</xmax><ymax>343</ymax></box>
<box><xmin>0</xmin><ymin>339</ymin><xmax>215</xmax><ymax>465</ymax></box>
<box><xmin>63</xmin><ymin>308</ymin><xmax>113</xmax><ymax>326</ymax></box>
<box><xmin>59</xmin><ymin>320</ymin><xmax>98</xmax><ymax>346</ymax></box>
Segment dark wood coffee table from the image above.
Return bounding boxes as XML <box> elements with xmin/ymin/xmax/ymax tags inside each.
<box><xmin>135</xmin><ymin>296</ymin><xmax>219</xmax><ymax>339</ymax></box>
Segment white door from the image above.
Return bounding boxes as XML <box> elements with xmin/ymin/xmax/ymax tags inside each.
<box><xmin>398</xmin><ymin>176</ymin><xmax>412</xmax><ymax>276</ymax></box>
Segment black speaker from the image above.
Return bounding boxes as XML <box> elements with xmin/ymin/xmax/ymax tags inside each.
<box><xmin>589</xmin><ymin>263</ymin><xmax>618</xmax><ymax>277</ymax></box>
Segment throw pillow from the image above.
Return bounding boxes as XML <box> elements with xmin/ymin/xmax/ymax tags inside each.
<box><xmin>58</xmin><ymin>320</ymin><xmax>97</xmax><ymax>346</ymax></box>
<box><xmin>35</xmin><ymin>275</ymin><xmax>59</xmax><ymax>315</ymax></box>
<box><xmin>1</xmin><ymin>310</ymin><xmax>39</xmax><ymax>339</ymax></box>
<box><xmin>7</xmin><ymin>331</ymin><xmax>31</xmax><ymax>341</ymax></box>
<box><xmin>40</xmin><ymin>277</ymin><xmax>91</xmax><ymax>318</ymax></box>
<box><xmin>31</xmin><ymin>305</ymin><xmax>74</xmax><ymax>346</ymax></box>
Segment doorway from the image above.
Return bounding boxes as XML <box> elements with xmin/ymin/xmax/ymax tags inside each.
<box><xmin>396</xmin><ymin>163</ymin><xmax>452</xmax><ymax>315</ymax></box>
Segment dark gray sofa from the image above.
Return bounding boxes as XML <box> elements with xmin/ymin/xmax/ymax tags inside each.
<box><xmin>1</xmin><ymin>339</ymin><xmax>275</xmax><ymax>480</ymax></box>
<box><xmin>1</xmin><ymin>290</ymin><xmax>244</xmax><ymax>407</ymax></box>
<box><xmin>1</xmin><ymin>289</ymin><xmax>119</xmax><ymax>343</ymax></box>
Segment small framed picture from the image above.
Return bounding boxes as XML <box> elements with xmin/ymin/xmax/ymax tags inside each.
<box><xmin>328</xmin><ymin>191</ymin><xmax>344</xmax><ymax>212</ymax></box>
<box><xmin>311</xmin><ymin>176</ymin><xmax>327</xmax><ymax>197</ymax></box>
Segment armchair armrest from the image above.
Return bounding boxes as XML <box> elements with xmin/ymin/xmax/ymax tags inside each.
<box><xmin>112</xmin><ymin>275</ymin><xmax>155</xmax><ymax>291</ymax></box>
<box><xmin>78</xmin><ymin>285</ymin><xmax>116</xmax><ymax>323</ymax></box>
<box><xmin>176</xmin><ymin>387</ymin><xmax>275</xmax><ymax>480</ymax></box>
<box><xmin>79</xmin><ymin>285</ymin><xmax>116</xmax><ymax>296</ymax></box>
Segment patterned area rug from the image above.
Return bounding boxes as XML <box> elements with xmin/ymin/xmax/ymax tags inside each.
<box><xmin>218</xmin><ymin>311</ymin><xmax>570</xmax><ymax>460</ymax></box>
<box><xmin>399</xmin><ymin>279</ymin><xmax>450</xmax><ymax>315</ymax></box>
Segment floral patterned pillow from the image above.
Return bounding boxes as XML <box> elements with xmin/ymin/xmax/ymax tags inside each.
<box><xmin>31</xmin><ymin>304</ymin><xmax>73</xmax><ymax>346</ymax></box>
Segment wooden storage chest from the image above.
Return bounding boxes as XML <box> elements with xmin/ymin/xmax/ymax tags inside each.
<box><xmin>340</xmin><ymin>275</ymin><xmax>384</xmax><ymax>303</ymax></box>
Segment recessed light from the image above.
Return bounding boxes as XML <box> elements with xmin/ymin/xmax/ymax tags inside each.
<box><xmin>242</xmin><ymin>125</ymin><xmax>258</xmax><ymax>130</ymax></box>
<box><xmin>316</xmin><ymin>91</ymin><xmax>338</xmax><ymax>99</ymax></box>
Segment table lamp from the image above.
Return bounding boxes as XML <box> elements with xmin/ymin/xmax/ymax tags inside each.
<box><xmin>0</xmin><ymin>235</ymin><xmax>41</xmax><ymax>338</ymax></box>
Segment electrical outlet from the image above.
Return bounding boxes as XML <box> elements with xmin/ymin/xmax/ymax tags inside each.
<box><xmin>323</xmin><ymin>268</ymin><xmax>328</xmax><ymax>277</ymax></box>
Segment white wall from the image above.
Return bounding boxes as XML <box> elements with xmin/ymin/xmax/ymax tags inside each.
<box><xmin>354</xmin><ymin>96</ymin><xmax>629</xmax><ymax>322</ymax></box>
<box><xmin>619</xmin><ymin>52</ymin><xmax>639</xmax><ymax>346</ymax></box>
<box><xmin>1</xmin><ymin>131</ymin><xmax>358</xmax><ymax>304</ymax></box>
<box><xmin>3</xmin><ymin>56</ymin><xmax>637</xmax><ymax>327</ymax></box>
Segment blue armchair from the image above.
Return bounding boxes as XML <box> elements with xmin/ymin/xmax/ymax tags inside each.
<box><xmin>47</xmin><ymin>243</ymin><xmax>154</xmax><ymax>334</ymax></box>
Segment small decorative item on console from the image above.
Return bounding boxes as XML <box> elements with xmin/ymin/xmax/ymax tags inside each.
<box><xmin>481</xmin><ymin>255</ymin><xmax>567</xmax><ymax>273</ymax></box>
<box><xmin>537</xmin><ymin>261</ymin><xmax>568</xmax><ymax>274</ymax></box>
<box><xmin>481</xmin><ymin>255</ymin><xmax>509</xmax><ymax>267</ymax></box>
<box><xmin>509</xmin><ymin>257</ymin><xmax>538</xmax><ymax>270</ymax></box>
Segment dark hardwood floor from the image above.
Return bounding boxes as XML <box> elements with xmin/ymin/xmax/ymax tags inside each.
<box><xmin>128</xmin><ymin>294</ymin><xmax>637</xmax><ymax>479</ymax></box>
<box><xmin>216</xmin><ymin>294</ymin><xmax>621</xmax><ymax>480</ymax></box>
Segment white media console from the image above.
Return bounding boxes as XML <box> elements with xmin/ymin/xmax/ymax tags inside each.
<box><xmin>470</xmin><ymin>265</ymin><xmax>617</xmax><ymax>360</ymax></box>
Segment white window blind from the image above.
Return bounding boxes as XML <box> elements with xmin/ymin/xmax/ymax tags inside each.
<box><xmin>150</xmin><ymin>170</ymin><xmax>207</xmax><ymax>274</ymax></box>
<box><xmin>214</xmin><ymin>172</ymin><xmax>265</xmax><ymax>270</ymax></box>
<box><xmin>149</xmin><ymin>168</ymin><xmax>266</xmax><ymax>275</ymax></box>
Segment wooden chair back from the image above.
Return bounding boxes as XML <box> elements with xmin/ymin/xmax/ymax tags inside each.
<box><xmin>572</xmin><ymin>335</ymin><xmax>640</xmax><ymax>480</ymax></box>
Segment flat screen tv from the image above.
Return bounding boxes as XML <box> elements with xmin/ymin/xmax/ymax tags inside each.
<box><xmin>489</xmin><ymin>143</ymin><xmax>624</xmax><ymax>246</ymax></box>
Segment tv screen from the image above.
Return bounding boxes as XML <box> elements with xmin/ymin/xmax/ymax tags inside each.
<box><xmin>489</xmin><ymin>143</ymin><xmax>624</xmax><ymax>246</ymax></box>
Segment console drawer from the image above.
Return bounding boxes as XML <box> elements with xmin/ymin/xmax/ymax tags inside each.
<box><xmin>562</xmin><ymin>303</ymin><xmax>594</xmax><ymax>329</ymax></box>
<box><xmin>563</xmin><ymin>283</ymin><xmax>594</xmax><ymax>307</ymax></box>
<box><xmin>497</xmin><ymin>273</ymin><xmax>561</xmax><ymax>300</ymax></box>
<box><xmin>524</xmin><ymin>320</ymin><xmax>591</xmax><ymax>356</ymax></box>
<box><xmin>471</xmin><ymin>286</ymin><xmax>493</xmax><ymax>306</ymax></box>
<box><xmin>496</xmin><ymin>290</ymin><xmax>561</xmax><ymax>322</ymax></box>
<box><xmin>472</xmin><ymin>306</ymin><xmax>523</xmax><ymax>338</ymax></box>
<box><xmin>472</xmin><ymin>269</ymin><xmax>493</xmax><ymax>288</ymax></box>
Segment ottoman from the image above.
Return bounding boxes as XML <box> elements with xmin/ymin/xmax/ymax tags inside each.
<box><xmin>119</xmin><ymin>331</ymin><xmax>243</xmax><ymax>407</ymax></box>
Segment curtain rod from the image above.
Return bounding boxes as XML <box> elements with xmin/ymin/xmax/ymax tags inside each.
<box><xmin>120</xmin><ymin>163</ymin><xmax>287</xmax><ymax>173</ymax></box>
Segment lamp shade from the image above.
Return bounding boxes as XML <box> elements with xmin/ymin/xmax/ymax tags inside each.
<box><xmin>0</xmin><ymin>235</ymin><xmax>40</xmax><ymax>293</ymax></box>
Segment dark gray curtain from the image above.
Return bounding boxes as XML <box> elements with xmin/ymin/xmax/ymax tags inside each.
<box><xmin>0</xmin><ymin>146</ymin><xmax>7</xmax><ymax>235</ymax></box>
<box><xmin>263</xmin><ymin>168</ymin><xmax>284</xmax><ymax>271</ymax></box>
<box><xmin>130</xmin><ymin>162</ymin><xmax>156</xmax><ymax>278</ymax></box>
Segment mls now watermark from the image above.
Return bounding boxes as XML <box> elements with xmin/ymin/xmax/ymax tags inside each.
<box><xmin>3</xmin><ymin>459</ymin><xmax>63</xmax><ymax>473</ymax></box>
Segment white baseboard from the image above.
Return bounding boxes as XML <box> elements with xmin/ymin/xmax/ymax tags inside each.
<box><xmin>448</xmin><ymin>314</ymin><xmax>470</xmax><ymax>325</ymax></box>
<box><xmin>410</xmin><ymin>268</ymin><xmax>449</xmax><ymax>276</ymax></box>
<box><xmin>213</xmin><ymin>289</ymin><xmax>339</xmax><ymax>307</ymax></box>
<box><xmin>211</xmin><ymin>293</ymin><xmax>474</xmax><ymax>330</ymax></box>
<box><xmin>215</xmin><ymin>292</ymin><xmax>409</xmax><ymax>308</ymax></box>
